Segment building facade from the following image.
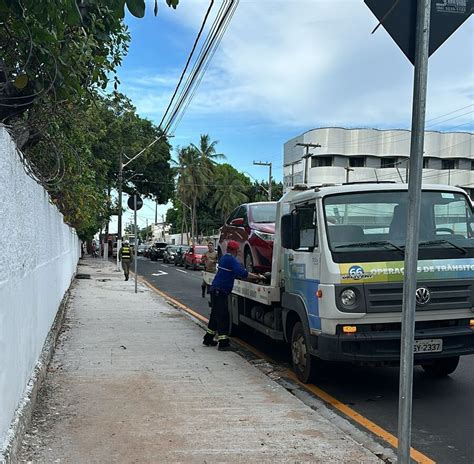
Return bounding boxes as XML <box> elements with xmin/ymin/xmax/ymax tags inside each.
<box><xmin>283</xmin><ymin>127</ymin><xmax>473</xmax><ymax>198</ymax></box>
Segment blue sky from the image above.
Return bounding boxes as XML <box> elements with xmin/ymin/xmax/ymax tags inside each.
<box><xmin>110</xmin><ymin>0</ymin><xmax>473</xmax><ymax>232</ymax></box>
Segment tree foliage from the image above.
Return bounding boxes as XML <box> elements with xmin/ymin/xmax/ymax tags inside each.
<box><xmin>0</xmin><ymin>0</ymin><xmax>178</xmax><ymax>240</ymax></box>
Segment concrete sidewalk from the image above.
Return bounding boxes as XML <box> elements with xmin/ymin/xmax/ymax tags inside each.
<box><xmin>18</xmin><ymin>257</ymin><xmax>380</xmax><ymax>463</ymax></box>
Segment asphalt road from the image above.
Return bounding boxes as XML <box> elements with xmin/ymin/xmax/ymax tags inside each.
<box><xmin>136</xmin><ymin>256</ymin><xmax>474</xmax><ymax>464</ymax></box>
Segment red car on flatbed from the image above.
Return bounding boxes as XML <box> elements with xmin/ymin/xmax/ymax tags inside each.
<box><xmin>217</xmin><ymin>202</ymin><xmax>277</xmax><ymax>272</ymax></box>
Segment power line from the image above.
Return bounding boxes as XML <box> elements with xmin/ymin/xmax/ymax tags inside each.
<box><xmin>163</xmin><ymin>0</ymin><xmax>239</xmax><ymax>135</ymax></box>
<box><xmin>158</xmin><ymin>0</ymin><xmax>215</xmax><ymax>130</ymax></box>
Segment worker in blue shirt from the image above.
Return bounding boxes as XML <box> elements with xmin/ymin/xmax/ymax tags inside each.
<box><xmin>203</xmin><ymin>240</ymin><xmax>262</xmax><ymax>351</ymax></box>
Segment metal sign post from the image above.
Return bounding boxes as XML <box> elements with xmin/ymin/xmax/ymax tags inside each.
<box><xmin>127</xmin><ymin>193</ymin><xmax>143</xmax><ymax>295</ymax></box>
<box><xmin>398</xmin><ymin>1</ymin><xmax>431</xmax><ymax>462</ymax></box>
<box><xmin>134</xmin><ymin>194</ymin><xmax>138</xmax><ymax>294</ymax></box>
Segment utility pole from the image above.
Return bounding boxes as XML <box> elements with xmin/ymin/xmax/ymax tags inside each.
<box><xmin>155</xmin><ymin>200</ymin><xmax>158</xmax><ymax>224</ymax></box>
<box><xmin>253</xmin><ymin>161</ymin><xmax>272</xmax><ymax>200</ymax></box>
<box><xmin>344</xmin><ymin>160</ymin><xmax>354</xmax><ymax>184</ymax></box>
<box><xmin>116</xmin><ymin>134</ymin><xmax>172</xmax><ymax>271</ymax></box>
<box><xmin>116</xmin><ymin>153</ymin><xmax>123</xmax><ymax>270</ymax></box>
<box><xmin>295</xmin><ymin>142</ymin><xmax>321</xmax><ymax>184</ymax></box>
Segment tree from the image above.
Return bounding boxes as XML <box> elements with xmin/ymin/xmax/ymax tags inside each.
<box><xmin>191</xmin><ymin>134</ymin><xmax>225</xmax><ymax>177</ymax></box>
<box><xmin>212</xmin><ymin>164</ymin><xmax>249</xmax><ymax>222</ymax></box>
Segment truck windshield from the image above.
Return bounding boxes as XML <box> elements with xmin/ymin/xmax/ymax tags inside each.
<box><xmin>323</xmin><ymin>190</ymin><xmax>474</xmax><ymax>263</ymax></box>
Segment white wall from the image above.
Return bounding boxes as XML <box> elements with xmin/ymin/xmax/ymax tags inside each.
<box><xmin>0</xmin><ymin>126</ymin><xmax>79</xmax><ymax>447</ymax></box>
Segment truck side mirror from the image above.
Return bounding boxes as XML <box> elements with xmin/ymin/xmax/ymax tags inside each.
<box><xmin>281</xmin><ymin>213</ymin><xmax>301</xmax><ymax>250</ymax></box>
<box><xmin>281</xmin><ymin>214</ymin><xmax>292</xmax><ymax>249</ymax></box>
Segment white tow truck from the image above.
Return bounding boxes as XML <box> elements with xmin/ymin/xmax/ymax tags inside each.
<box><xmin>205</xmin><ymin>182</ymin><xmax>474</xmax><ymax>382</ymax></box>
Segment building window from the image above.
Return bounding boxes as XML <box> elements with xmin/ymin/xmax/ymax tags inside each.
<box><xmin>442</xmin><ymin>159</ymin><xmax>458</xmax><ymax>170</ymax></box>
<box><xmin>380</xmin><ymin>157</ymin><xmax>397</xmax><ymax>168</ymax></box>
<box><xmin>471</xmin><ymin>160</ymin><xmax>474</xmax><ymax>170</ymax></box>
<box><xmin>348</xmin><ymin>157</ymin><xmax>365</xmax><ymax>168</ymax></box>
<box><xmin>311</xmin><ymin>156</ymin><xmax>333</xmax><ymax>167</ymax></box>
<box><xmin>423</xmin><ymin>158</ymin><xmax>430</xmax><ymax>168</ymax></box>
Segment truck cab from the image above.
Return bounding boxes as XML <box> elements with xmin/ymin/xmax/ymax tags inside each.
<box><xmin>279</xmin><ymin>183</ymin><xmax>473</xmax><ymax>381</ymax></box>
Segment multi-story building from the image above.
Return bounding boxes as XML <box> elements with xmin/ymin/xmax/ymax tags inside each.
<box><xmin>283</xmin><ymin>127</ymin><xmax>473</xmax><ymax>199</ymax></box>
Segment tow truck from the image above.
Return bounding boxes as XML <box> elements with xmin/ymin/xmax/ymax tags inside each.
<box><xmin>204</xmin><ymin>182</ymin><xmax>474</xmax><ymax>382</ymax></box>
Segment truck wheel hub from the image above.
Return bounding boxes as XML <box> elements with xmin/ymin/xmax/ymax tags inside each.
<box><xmin>292</xmin><ymin>335</ymin><xmax>307</xmax><ymax>368</ymax></box>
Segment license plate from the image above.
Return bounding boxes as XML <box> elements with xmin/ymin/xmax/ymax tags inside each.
<box><xmin>414</xmin><ymin>338</ymin><xmax>443</xmax><ymax>353</ymax></box>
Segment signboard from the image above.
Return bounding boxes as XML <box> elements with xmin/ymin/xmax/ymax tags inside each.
<box><xmin>127</xmin><ymin>194</ymin><xmax>143</xmax><ymax>211</ymax></box>
<box><xmin>365</xmin><ymin>0</ymin><xmax>473</xmax><ymax>64</ymax></box>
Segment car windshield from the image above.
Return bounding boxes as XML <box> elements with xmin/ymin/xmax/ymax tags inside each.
<box><xmin>155</xmin><ymin>242</ymin><xmax>167</xmax><ymax>248</ymax></box>
<box><xmin>250</xmin><ymin>203</ymin><xmax>277</xmax><ymax>223</ymax></box>
<box><xmin>195</xmin><ymin>246</ymin><xmax>208</xmax><ymax>254</ymax></box>
<box><xmin>324</xmin><ymin>190</ymin><xmax>473</xmax><ymax>262</ymax></box>
<box><xmin>168</xmin><ymin>246</ymin><xmax>178</xmax><ymax>252</ymax></box>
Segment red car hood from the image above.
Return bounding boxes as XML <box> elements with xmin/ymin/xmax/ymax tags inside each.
<box><xmin>252</xmin><ymin>223</ymin><xmax>275</xmax><ymax>234</ymax></box>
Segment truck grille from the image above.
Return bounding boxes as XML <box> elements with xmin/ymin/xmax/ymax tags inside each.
<box><xmin>364</xmin><ymin>280</ymin><xmax>473</xmax><ymax>313</ymax></box>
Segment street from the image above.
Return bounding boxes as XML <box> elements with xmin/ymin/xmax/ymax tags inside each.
<box><xmin>136</xmin><ymin>256</ymin><xmax>474</xmax><ymax>464</ymax></box>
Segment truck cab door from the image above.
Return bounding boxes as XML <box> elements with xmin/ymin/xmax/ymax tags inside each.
<box><xmin>284</xmin><ymin>203</ymin><xmax>322</xmax><ymax>331</ymax></box>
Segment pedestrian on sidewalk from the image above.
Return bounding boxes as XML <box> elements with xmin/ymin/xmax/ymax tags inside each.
<box><xmin>203</xmin><ymin>240</ymin><xmax>261</xmax><ymax>351</ymax></box>
<box><xmin>201</xmin><ymin>241</ymin><xmax>217</xmax><ymax>297</ymax></box>
<box><xmin>119</xmin><ymin>241</ymin><xmax>132</xmax><ymax>281</ymax></box>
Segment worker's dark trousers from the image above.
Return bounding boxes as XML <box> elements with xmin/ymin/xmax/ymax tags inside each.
<box><xmin>207</xmin><ymin>289</ymin><xmax>230</xmax><ymax>337</ymax></box>
<box><xmin>122</xmin><ymin>260</ymin><xmax>131</xmax><ymax>279</ymax></box>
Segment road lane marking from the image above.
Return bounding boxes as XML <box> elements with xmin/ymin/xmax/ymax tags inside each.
<box><xmin>177</xmin><ymin>269</ymin><xmax>188</xmax><ymax>274</ymax></box>
<box><xmin>140</xmin><ymin>277</ymin><xmax>435</xmax><ymax>464</ymax></box>
<box><xmin>151</xmin><ymin>271</ymin><xmax>168</xmax><ymax>277</ymax></box>
<box><xmin>161</xmin><ymin>264</ymin><xmax>169</xmax><ymax>268</ymax></box>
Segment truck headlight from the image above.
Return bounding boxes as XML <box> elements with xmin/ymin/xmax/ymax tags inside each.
<box><xmin>340</xmin><ymin>288</ymin><xmax>357</xmax><ymax>307</ymax></box>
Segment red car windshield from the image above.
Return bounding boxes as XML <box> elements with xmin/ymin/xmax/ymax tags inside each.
<box><xmin>250</xmin><ymin>203</ymin><xmax>277</xmax><ymax>223</ymax></box>
<box><xmin>195</xmin><ymin>246</ymin><xmax>208</xmax><ymax>254</ymax></box>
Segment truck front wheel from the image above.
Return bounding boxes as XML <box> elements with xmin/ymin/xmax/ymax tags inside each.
<box><xmin>291</xmin><ymin>322</ymin><xmax>317</xmax><ymax>383</ymax></box>
<box><xmin>422</xmin><ymin>356</ymin><xmax>460</xmax><ymax>377</ymax></box>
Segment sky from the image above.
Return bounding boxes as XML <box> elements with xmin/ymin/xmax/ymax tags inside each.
<box><xmin>109</xmin><ymin>0</ymin><xmax>474</xmax><ymax>233</ymax></box>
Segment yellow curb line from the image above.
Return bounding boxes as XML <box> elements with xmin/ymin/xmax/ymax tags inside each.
<box><xmin>142</xmin><ymin>277</ymin><xmax>435</xmax><ymax>464</ymax></box>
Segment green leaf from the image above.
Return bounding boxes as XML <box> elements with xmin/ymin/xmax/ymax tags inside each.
<box><xmin>125</xmin><ymin>0</ymin><xmax>145</xmax><ymax>18</ymax></box>
<box><xmin>154</xmin><ymin>0</ymin><xmax>158</xmax><ymax>16</ymax></box>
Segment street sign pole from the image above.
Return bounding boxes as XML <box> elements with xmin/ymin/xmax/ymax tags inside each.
<box><xmin>397</xmin><ymin>1</ymin><xmax>431</xmax><ymax>462</ymax></box>
<box><xmin>134</xmin><ymin>194</ymin><xmax>138</xmax><ymax>294</ymax></box>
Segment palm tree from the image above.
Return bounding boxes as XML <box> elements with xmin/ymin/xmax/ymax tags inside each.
<box><xmin>191</xmin><ymin>134</ymin><xmax>225</xmax><ymax>178</ymax></box>
<box><xmin>213</xmin><ymin>166</ymin><xmax>248</xmax><ymax>222</ymax></box>
<box><xmin>175</xmin><ymin>146</ymin><xmax>206</xmax><ymax>243</ymax></box>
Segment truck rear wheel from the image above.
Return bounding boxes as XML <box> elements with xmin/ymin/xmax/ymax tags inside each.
<box><xmin>291</xmin><ymin>321</ymin><xmax>317</xmax><ymax>383</ymax></box>
<box><xmin>422</xmin><ymin>356</ymin><xmax>460</xmax><ymax>377</ymax></box>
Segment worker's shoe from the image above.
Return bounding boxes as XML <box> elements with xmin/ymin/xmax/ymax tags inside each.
<box><xmin>203</xmin><ymin>332</ymin><xmax>217</xmax><ymax>347</ymax></box>
<box><xmin>217</xmin><ymin>337</ymin><xmax>231</xmax><ymax>351</ymax></box>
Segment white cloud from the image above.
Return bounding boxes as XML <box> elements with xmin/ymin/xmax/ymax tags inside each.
<box><xmin>136</xmin><ymin>0</ymin><xmax>473</xmax><ymax>130</ymax></box>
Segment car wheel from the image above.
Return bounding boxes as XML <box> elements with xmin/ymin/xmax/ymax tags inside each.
<box><xmin>244</xmin><ymin>248</ymin><xmax>254</xmax><ymax>273</ymax></box>
<box><xmin>291</xmin><ymin>321</ymin><xmax>317</xmax><ymax>383</ymax></box>
<box><xmin>185</xmin><ymin>261</ymin><xmax>189</xmax><ymax>269</ymax></box>
<box><xmin>422</xmin><ymin>356</ymin><xmax>459</xmax><ymax>377</ymax></box>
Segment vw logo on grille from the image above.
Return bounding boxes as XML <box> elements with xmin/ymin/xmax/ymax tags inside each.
<box><xmin>416</xmin><ymin>287</ymin><xmax>431</xmax><ymax>306</ymax></box>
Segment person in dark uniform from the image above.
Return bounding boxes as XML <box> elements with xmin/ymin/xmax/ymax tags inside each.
<box><xmin>119</xmin><ymin>241</ymin><xmax>132</xmax><ymax>281</ymax></box>
<box><xmin>203</xmin><ymin>240</ymin><xmax>261</xmax><ymax>351</ymax></box>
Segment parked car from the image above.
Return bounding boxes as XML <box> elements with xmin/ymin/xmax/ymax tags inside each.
<box><xmin>137</xmin><ymin>244</ymin><xmax>147</xmax><ymax>256</ymax></box>
<box><xmin>149</xmin><ymin>242</ymin><xmax>168</xmax><ymax>261</ymax></box>
<box><xmin>218</xmin><ymin>202</ymin><xmax>277</xmax><ymax>272</ymax></box>
<box><xmin>174</xmin><ymin>246</ymin><xmax>189</xmax><ymax>266</ymax></box>
<box><xmin>163</xmin><ymin>245</ymin><xmax>179</xmax><ymax>263</ymax></box>
<box><xmin>184</xmin><ymin>245</ymin><xmax>209</xmax><ymax>270</ymax></box>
